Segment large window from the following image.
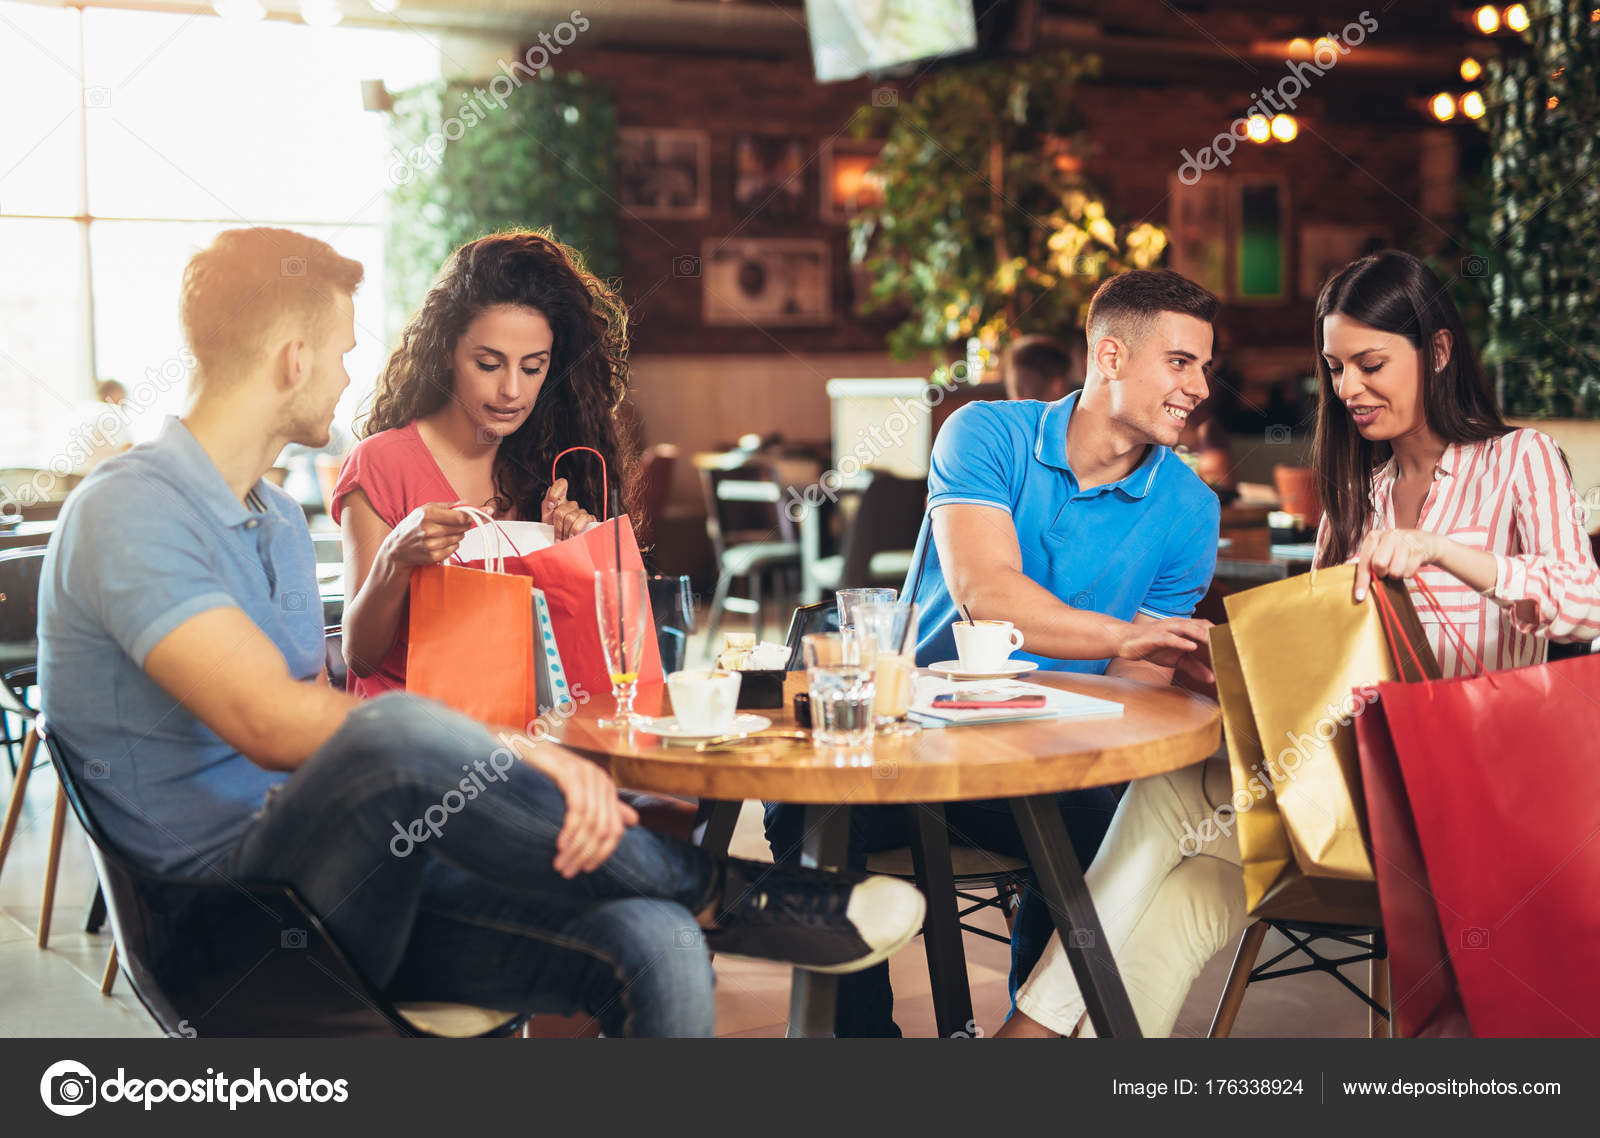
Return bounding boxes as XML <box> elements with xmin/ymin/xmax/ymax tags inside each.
<box><xmin>0</xmin><ymin>3</ymin><xmax>439</xmax><ymax>467</ymax></box>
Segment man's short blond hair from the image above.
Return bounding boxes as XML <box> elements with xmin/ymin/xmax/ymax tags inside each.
<box><xmin>179</xmin><ymin>227</ymin><xmax>364</xmax><ymax>381</ymax></box>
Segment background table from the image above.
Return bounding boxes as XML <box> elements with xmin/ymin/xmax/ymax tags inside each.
<box><xmin>550</xmin><ymin>670</ymin><xmax>1220</xmax><ymax>1038</ymax></box>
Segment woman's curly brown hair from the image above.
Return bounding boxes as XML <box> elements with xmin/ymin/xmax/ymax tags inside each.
<box><xmin>362</xmin><ymin>229</ymin><xmax>637</xmax><ymax>521</ymax></box>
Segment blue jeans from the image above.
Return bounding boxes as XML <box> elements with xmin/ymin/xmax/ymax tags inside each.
<box><xmin>763</xmin><ymin>790</ymin><xmax>1118</xmax><ymax>1037</ymax></box>
<box><xmin>229</xmin><ymin>694</ymin><xmax>719</xmax><ymax>1037</ymax></box>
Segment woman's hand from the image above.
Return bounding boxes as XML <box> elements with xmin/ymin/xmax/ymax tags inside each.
<box><xmin>1352</xmin><ymin>528</ymin><xmax>1443</xmax><ymax>601</ymax></box>
<box><xmin>502</xmin><ymin>734</ymin><xmax>639</xmax><ymax>877</ymax></box>
<box><xmin>542</xmin><ymin>477</ymin><xmax>598</xmax><ymax>540</ymax></box>
<box><xmin>381</xmin><ymin>502</ymin><xmax>478</xmax><ymax>569</ymax></box>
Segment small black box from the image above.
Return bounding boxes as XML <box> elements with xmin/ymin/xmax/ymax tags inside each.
<box><xmin>735</xmin><ymin>669</ymin><xmax>787</xmax><ymax>709</ymax></box>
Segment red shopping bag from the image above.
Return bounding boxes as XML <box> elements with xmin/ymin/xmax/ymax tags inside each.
<box><xmin>453</xmin><ymin>448</ymin><xmax>661</xmax><ymax>703</ymax></box>
<box><xmin>407</xmin><ymin>559</ymin><xmax>539</xmax><ymax>731</ymax></box>
<box><xmin>1358</xmin><ymin>579</ymin><xmax>1600</xmax><ymax>1037</ymax></box>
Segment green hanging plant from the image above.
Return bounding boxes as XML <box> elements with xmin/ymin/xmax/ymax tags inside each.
<box><xmin>1480</xmin><ymin>0</ymin><xmax>1600</xmax><ymax>418</ymax></box>
<box><xmin>848</xmin><ymin>51</ymin><xmax>1169</xmax><ymax>372</ymax></box>
<box><xmin>384</xmin><ymin>69</ymin><xmax>619</xmax><ymax>324</ymax></box>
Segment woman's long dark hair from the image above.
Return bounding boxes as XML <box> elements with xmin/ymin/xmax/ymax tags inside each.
<box><xmin>363</xmin><ymin>230</ymin><xmax>636</xmax><ymax>521</ymax></box>
<box><xmin>1312</xmin><ymin>250</ymin><xmax>1508</xmax><ymax>567</ymax></box>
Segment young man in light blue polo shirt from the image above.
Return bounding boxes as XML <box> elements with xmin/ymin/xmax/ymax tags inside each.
<box><xmin>766</xmin><ymin>269</ymin><xmax>1220</xmax><ymax>1037</ymax></box>
<box><xmin>37</xmin><ymin>227</ymin><xmax>925</xmax><ymax>1038</ymax></box>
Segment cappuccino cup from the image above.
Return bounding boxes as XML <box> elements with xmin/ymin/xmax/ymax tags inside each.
<box><xmin>952</xmin><ymin>620</ymin><xmax>1025</xmax><ymax>672</ymax></box>
<box><xmin>666</xmin><ymin>670</ymin><xmax>741</xmax><ymax>735</ymax></box>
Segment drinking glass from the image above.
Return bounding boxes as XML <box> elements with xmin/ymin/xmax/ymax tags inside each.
<box><xmin>595</xmin><ymin>569</ymin><xmax>651</xmax><ymax>728</ymax></box>
<box><xmin>802</xmin><ymin>632</ymin><xmax>877</xmax><ymax>747</ymax></box>
<box><xmin>836</xmin><ymin>587</ymin><xmax>897</xmax><ymax>633</ymax></box>
<box><xmin>855</xmin><ymin>601</ymin><xmax>920</xmax><ymax>736</ymax></box>
<box><xmin>648</xmin><ymin>574</ymin><xmax>696</xmax><ymax>675</ymax></box>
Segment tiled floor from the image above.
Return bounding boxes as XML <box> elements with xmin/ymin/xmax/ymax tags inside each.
<box><xmin>1</xmin><ymin>745</ymin><xmax>1374</xmax><ymax>1039</ymax></box>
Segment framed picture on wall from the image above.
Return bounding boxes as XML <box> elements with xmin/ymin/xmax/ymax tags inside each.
<box><xmin>1166</xmin><ymin>174</ymin><xmax>1228</xmax><ymax>297</ymax></box>
<box><xmin>618</xmin><ymin>127</ymin><xmax>710</xmax><ymax>219</ymax></box>
<box><xmin>819</xmin><ymin>138</ymin><xmax>886</xmax><ymax>223</ymax></box>
<box><xmin>702</xmin><ymin>238</ymin><xmax>832</xmax><ymax>326</ymax></box>
<box><xmin>1298</xmin><ymin>223</ymin><xmax>1392</xmax><ymax>300</ymax></box>
<box><xmin>1231</xmin><ymin>177</ymin><xmax>1289</xmax><ymax>303</ymax></box>
<box><xmin>732</xmin><ymin>134</ymin><xmax>809</xmax><ymax>218</ymax></box>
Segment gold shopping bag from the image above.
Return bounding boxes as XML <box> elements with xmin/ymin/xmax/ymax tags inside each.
<box><xmin>1215</xmin><ymin>565</ymin><xmax>1436</xmax><ymax>921</ymax></box>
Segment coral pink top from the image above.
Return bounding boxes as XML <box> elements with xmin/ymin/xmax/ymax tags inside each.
<box><xmin>330</xmin><ymin>422</ymin><xmax>461</xmax><ymax>698</ymax></box>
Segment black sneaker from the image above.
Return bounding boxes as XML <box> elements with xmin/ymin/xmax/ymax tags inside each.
<box><xmin>704</xmin><ymin>859</ymin><xmax>926</xmax><ymax>974</ymax></box>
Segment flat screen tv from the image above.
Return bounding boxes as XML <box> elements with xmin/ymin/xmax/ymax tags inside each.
<box><xmin>804</xmin><ymin>0</ymin><xmax>980</xmax><ymax>83</ymax></box>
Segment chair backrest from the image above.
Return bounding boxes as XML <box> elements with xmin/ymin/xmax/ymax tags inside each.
<box><xmin>39</xmin><ymin>721</ymin><xmax>443</xmax><ymax>1036</ymax></box>
<box><xmin>836</xmin><ymin>471</ymin><xmax>928</xmax><ymax>588</ymax></box>
<box><xmin>636</xmin><ymin>444</ymin><xmax>679</xmax><ymax>546</ymax></box>
<box><xmin>697</xmin><ymin>453</ymin><xmax>797</xmax><ymax>554</ymax></box>
<box><xmin>782</xmin><ymin>601</ymin><xmax>840</xmax><ymax>671</ymax></box>
<box><xmin>0</xmin><ymin>547</ymin><xmax>45</xmax><ymax>715</ymax></box>
<box><xmin>323</xmin><ymin>626</ymin><xmax>349</xmax><ymax>689</ymax></box>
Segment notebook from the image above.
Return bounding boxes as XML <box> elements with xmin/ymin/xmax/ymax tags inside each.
<box><xmin>907</xmin><ymin>677</ymin><xmax>1123</xmax><ymax>728</ymax></box>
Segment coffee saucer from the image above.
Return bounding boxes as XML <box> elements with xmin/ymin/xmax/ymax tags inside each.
<box><xmin>927</xmin><ymin>660</ymin><xmax>1039</xmax><ymax>681</ymax></box>
<box><xmin>638</xmin><ymin>713</ymin><xmax>772</xmax><ymax>743</ymax></box>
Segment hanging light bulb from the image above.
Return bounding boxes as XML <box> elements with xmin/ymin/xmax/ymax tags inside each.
<box><xmin>212</xmin><ymin>0</ymin><xmax>265</xmax><ymax>20</ymax></box>
<box><xmin>1460</xmin><ymin>57</ymin><xmax>1483</xmax><ymax>81</ymax></box>
<box><xmin>1474</xmin><ymin>5</ymin><xmax>1500</xmax><ymax>33</ymax></box>
<box><xmin>1287</xmin><ymin>37</ymin><xmax>1311</xmax><ymax>57</ymax></box>
<box><xmin>1246</xmin><ymin>115</ymin><xmax>1271</xmax><ymax>143</ymax></box>
<box><xmin>1431</xmin><ymin>93</ymin><xmax>1458</xmax><ymax>121</ymax></box>
<box><xmin>301</xmin><ymin>0</ymin><xmax>342</xmax><ymax>25</ymax></box>
<box><xmin>1546</xmin><ymin>96</ymin><xmax>1560</xmax><ymax>110</ymax></box>
<box><xmin>1270</xmin><ymin>114</ymin><xmax>1298</xmax><ymax>142</ymax></box>
<box><xmin>1461</xmin><ymin>91</ymin><xmax>1487</xmax><ymax>119</ymax></box>
<box><xmin>1504</xmin><ymin>4</ymin><xmax>1530</xmax><ymax>32</ymax></box>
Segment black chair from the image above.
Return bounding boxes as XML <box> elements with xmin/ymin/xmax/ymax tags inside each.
<box><xmin>0</xmin><ymin>549</ymin><xmax>46</xmax><ymax>897</ymax></box>
<box><xmin>38</xmin><ymin>720</ymin><xmax>528</xmax><ymax>1037</ymax></box>
<box><xmin>778</xmin><ymin>601</ymin><xmax>1030</xmax><ymax>1019</ymax></box>
<box><xmin>808</xmin><ymin>471</ymin><xmax>928</xmax><ymax>594</ymax></box>
<box><xmin>698</xmin><ymin>454</ymin><xmax>802</xmax><ymax>646</ymax></box>
<box><xmin>1209</xmin><ymin>920</ymin><xmax>1391</xmax><ymax>1038</ymax></box>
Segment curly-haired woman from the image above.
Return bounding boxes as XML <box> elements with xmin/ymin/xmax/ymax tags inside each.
<box><xmin>332</xmin><ymin>230</ymin><xmax>637</xmax><ymax>695</ymax></box>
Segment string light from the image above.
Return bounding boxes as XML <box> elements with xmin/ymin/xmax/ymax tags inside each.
<box><xmin>1270</xmin><ymin>114</ymin><xmax>1298</xmax><ymax>142</ymax></box>
<box><xmin>1474</xmin><ymin>5</ymin><xmax>1500</xmax><ymax>33</ymax></box>
<box><xmin>1504</xmin><ymin>4</ymin><xmax>1530</xmax><ymax>32</ymax></box>
<box><xmin>1431</xmin><ymin>93</ymin><xmax>1458</xmax><ymax>121</ymax></box>
<box><xmin>1246</xmin><ymin>115</ymin><xmax>1271</xmax><ymax>143</ymax></box>
<box><xmin>1547</xmin><ymin>96</ymin><xmax>1560</xmax><ymax>110</ymax></box>
<box><xmin>1460</xmin><ymin>57</ymin><xmax>1483</xmax><ymax>81</ymax></box>
<box><xmin>1288</xmin><ymin>37</ymin><xmax>1311</xmax><ymax>57</ymax></box>
<box><xmin>1461</xmin><ymin>91</ymin><xmax>1487</xmax><ymax>119</ymax></box>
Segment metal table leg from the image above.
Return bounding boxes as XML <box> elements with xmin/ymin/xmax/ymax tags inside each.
<box><xmin>694</xmin><ymin>799</ymin><xmax>743</xmax><ymax>858</ymax></box>
<box><xmin>786</xmin><ymin>803</ymin><xmax>850</xmax><ymax>1038</ymax></box>
<box><xmin>905</xmin><ymin>803</ymin><xmax>973</xmax><ymax>1038</ymax></box>
<box><xmin>1009</xmin><ymin>794</ymin><xmax>1142</xmax><ymax>1038</ymax></box>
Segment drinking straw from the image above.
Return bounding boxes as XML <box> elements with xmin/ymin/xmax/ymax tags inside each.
<box><xmin>611</xmin><ymin>485</ymin><xmax>625</xmax><ymax>675</ymax></box>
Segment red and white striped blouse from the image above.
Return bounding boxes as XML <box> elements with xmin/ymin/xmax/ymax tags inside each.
<box><xmin>1327</xmin><ymin>428</ymin><xmax>1600</xmax><ymax>678</ymax></box>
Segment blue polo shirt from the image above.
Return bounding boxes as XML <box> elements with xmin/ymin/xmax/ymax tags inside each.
<box><xmin>903</xmin><ymin>393</ymin><xmax>1219</xmax><ymax>673</ymax></box>
<box><xmin>38</xmin><ymin>417</ymin><xmax>322</xmax><ymax>877</ymax></box>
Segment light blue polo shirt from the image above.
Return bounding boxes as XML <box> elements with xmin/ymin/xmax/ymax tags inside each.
<box><xmin>904</xmin><ymin>393</ymin><xmax>1219</xmax><ymax>673</ymax></box>
<box><xmin>39</xmin><ymin>416</ymin><xmax>322</xmax><ymax>877</ymax></box>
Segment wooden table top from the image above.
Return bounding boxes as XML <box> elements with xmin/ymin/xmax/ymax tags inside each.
<box><xmin>548</xmin><ymin>671</ymin><xmax>1220</xmax><ymax>804</ymax></box>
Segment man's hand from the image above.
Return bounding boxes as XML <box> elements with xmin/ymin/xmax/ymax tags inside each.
<box><xmin>1115</xmin><ymin>616</ymin><xmax>1214</xmax><ymax>685</ymax></box>
<box><xmin>503</xmin><ymin>733</ymin><xmax>638</xmax><ymax>877</ymax></box>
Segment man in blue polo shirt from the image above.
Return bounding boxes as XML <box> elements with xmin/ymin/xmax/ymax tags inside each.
<box><xmin>766</xmin><ymin>269</ymin><xmax>1220</xmax><ymax>1037</ymax></box>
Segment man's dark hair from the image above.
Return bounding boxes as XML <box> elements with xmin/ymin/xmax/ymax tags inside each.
<box><xmin>1085</xmin><ymin>269</ymin><xmax>1219</xmax><ymax>355</ymax></box>
<box><xmin>1004</xmin><ymin>334</ymin><xmax>1083</xmax><ymax>401</ymax></box>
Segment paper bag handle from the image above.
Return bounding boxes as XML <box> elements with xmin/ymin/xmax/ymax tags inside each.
<box><xmin>448</xmin><ymin>504</ymin><xmax>527</xmax><ymax>575</ymax></box>
<box><xmin>551</xmin><ymin>446</ymin><xmax>610</xmax><ymax>521</ymax></box>
<box><xmin>1370</xmin><ymin>576</ymin><xmax>1497</xmax><ymax>691</ymax></box>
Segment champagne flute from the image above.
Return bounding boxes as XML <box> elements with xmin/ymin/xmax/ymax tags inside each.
<box><xmin>595</xmin><ymin>569</ymin><xmax>650</xmax><ymax>728</ymax></box>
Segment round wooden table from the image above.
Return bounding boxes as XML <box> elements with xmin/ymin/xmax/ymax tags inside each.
<box><xmin>549</xmin><ymin>670</ymin><xmax>1221</xmax><ymax>1038</ymax></box>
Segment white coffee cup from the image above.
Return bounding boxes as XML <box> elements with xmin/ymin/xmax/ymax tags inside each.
<box><xmin>667</xmin><ymin>670</ymin><xmax>742</xmax><ymax>735</ymax></box>
<box><xmin>952</xmin><ymin>620</ymin><xmax>1026</xmax><ymax>672</ymax></box>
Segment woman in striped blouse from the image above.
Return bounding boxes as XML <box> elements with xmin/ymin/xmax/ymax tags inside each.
<box><xmin>999</xmin><ymin>250</ymin><xmax>1600</xmax><ymax>1039</ymax></box>
<box><xmin>1318</xmin><ymin>250</ymin><xmax>1600</xmax><ymax>670</ymax></box>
